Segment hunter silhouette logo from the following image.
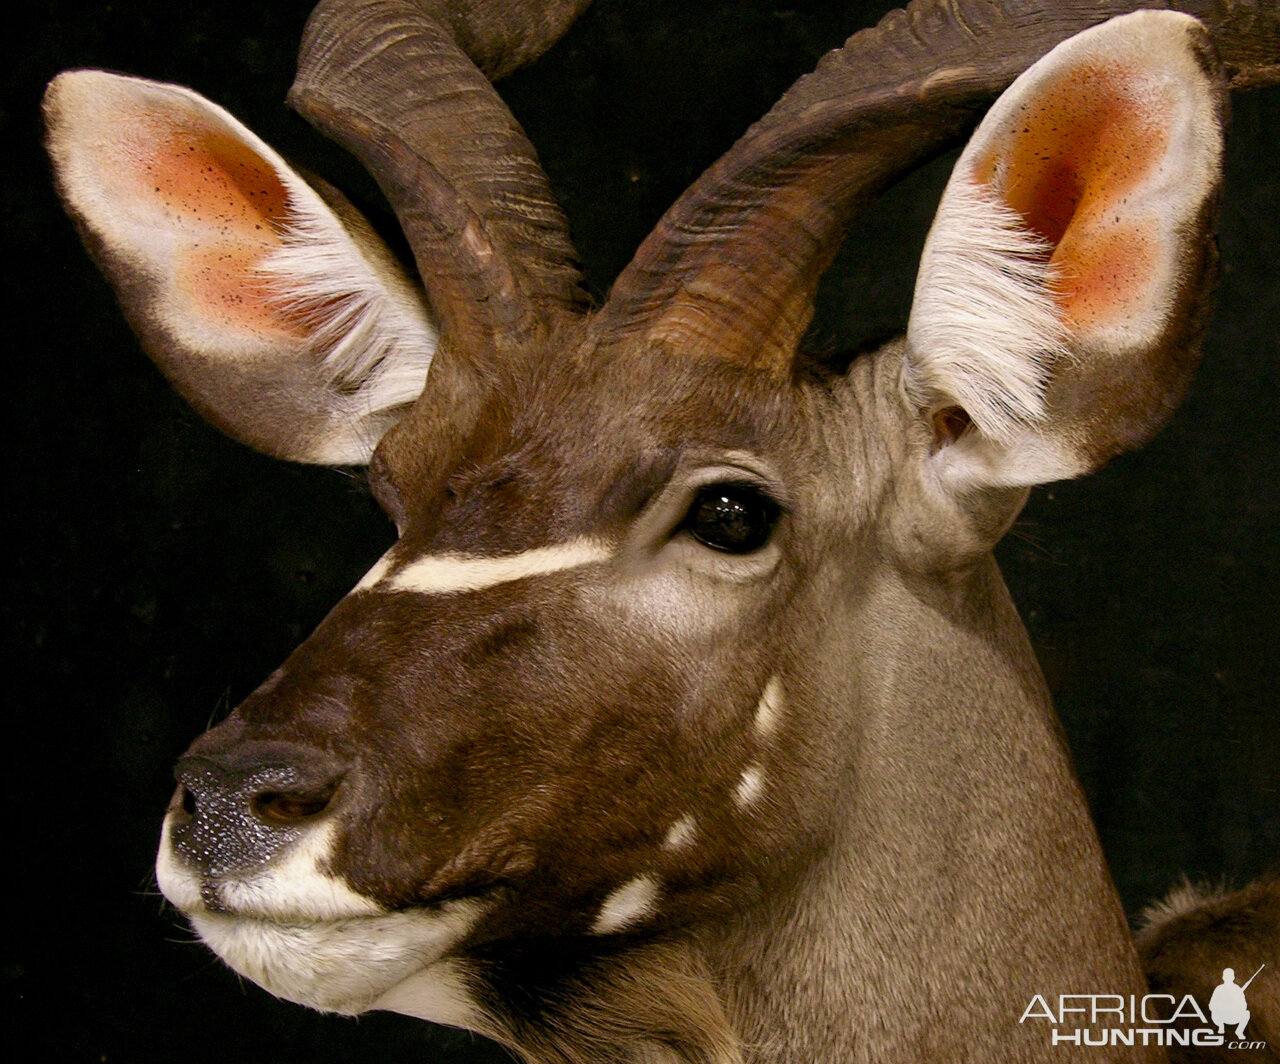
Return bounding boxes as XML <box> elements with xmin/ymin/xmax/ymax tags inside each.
<box><xmin>1020</xmin><ymin>963</ymin><xmax>1269</xmax><ymax>1050</ymax></box>
<box><xmin>1211</xmin><ymin>965</ymin><xmax>1265</xmax><ymax>1039</ymax></box>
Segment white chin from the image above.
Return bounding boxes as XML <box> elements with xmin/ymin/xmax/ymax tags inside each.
<box><xmin>190</xmin><ymin>903</ymin><xmax>486</xmax><ymax>1022</ymax></box>
<box><xmin>155</xmin><ymin>813</ymin><xmax>488</xmax><ymax>1025</ymax></box>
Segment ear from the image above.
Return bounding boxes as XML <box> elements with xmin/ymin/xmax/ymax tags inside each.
<box><xmin>903</xmin><ymin>11</ymin><xmax>1225</xmax><ymax>491</ymax></box>
<box><xmin>44</xmin><ymin>70</ymin><xmax>439</xmax><ymax>465</ymax></box>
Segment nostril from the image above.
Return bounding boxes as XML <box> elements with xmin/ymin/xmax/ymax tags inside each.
<box><xmin>167</xmin><ymin>782</ymin><xmax>197</xmax><ymax>823</ymax></box>
<box><xmin>251</xmin><ymin>787</ymin><xmax>335</xmax><ymax>825</ymax></box>
<box><xmin>169</xmin><ymin>742</ymin><xmax>348</xmax><ymax>876</ymax></box>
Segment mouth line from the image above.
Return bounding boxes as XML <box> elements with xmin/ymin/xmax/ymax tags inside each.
<box><xmin>190</xmin><ymin>904</ymin><xmax>375</xmax><ymax>927</ymax></box>
<box><xmin>184</xmin><ymin>881</ymin><xmax>494</xmax><ymax>927</ymax></box>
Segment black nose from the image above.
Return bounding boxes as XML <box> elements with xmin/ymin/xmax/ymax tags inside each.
<box><xmin>168</xmin><ymin>740</ymin><xmax>347</xmax><ymax>878</ymax></box>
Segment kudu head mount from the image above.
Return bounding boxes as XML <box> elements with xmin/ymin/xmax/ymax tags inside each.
<box><xmin>43</xmin><ymin>1</ymin><xmax>1280</xmax><ymax>1061</ymax></box>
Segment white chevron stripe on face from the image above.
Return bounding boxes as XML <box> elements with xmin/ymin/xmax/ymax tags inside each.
<box><xmin>352</xmin><ymin>538</ymin><xmax>614</xmax><ymax>598</ymax></box>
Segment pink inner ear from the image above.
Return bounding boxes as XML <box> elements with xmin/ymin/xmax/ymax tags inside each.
<box><xmin>129</xmin><ymin>118</ymin><xmax>292</xmax><ymax>235</ymax></box>
<box><xmin>975</xmin><ymin>60</ymin><xmax>1172</xmax><ymax>331</ymax></box>
<box><xmin>108</xmin><ymin>108</ymin><xmax>305</xmax><ymax>337</ymax></box>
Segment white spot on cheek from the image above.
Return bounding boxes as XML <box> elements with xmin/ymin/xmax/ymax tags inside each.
<box><xmin>353</xmin><ymin>537</ymin><xmax>613</xmax><ymax>597</ymax></box>
<box><xmin>592</xmin><ymin>874</ymin><xmax>661</xmax><ymax>934</ymax></box>
<box><xmin>663</xmin><ymin>815</ymin><xmax>697</xmax><ymax>851</ymax></box>
<box><xmin>734</xmin><ymin>765</ymin><xmax>765</xmax><ymax>810</ymax></box>
<box><xmin>754</xmin><ymin>675</ymin><xmax>784</xmax><ymax>738</ymax></box>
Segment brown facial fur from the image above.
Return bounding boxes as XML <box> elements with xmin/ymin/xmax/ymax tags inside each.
<box><xmin>187</xmin><ymin>338</ymin><xmax>896</xmax><ymax>954</ymax></box>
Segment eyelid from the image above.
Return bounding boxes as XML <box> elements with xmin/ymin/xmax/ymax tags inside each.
<box><xmin>616</xmin><ymin>453</ymin><xmax>787</xmax><ymax>559</ymax></box>
<box><xmin>688</xmin><ymin>479</ymin><xmax>781</xmax><ymax>505</ymax></box>
<box><xmin>680</xmin><ymin>481</ymin><xmax>783</xmax><ymax>524</ymax></box>
<box><xmin>683</xmin><ymin>479</ymin><xmax>786</xmax><ymax>521</ymax></box>
<box><xmin>676</xmin><ymin>458</ymin><xmax>790</xmax><ymax>509</ymax></box>
<box><xmin>612</xmin><ymin>459</ymin><xmax>787</xmax><ymax>585</ymax></box>
<box><xmin>659</xmin><ymin>467</ymin><xmax>788</xmax><ymax>549</ymax></box>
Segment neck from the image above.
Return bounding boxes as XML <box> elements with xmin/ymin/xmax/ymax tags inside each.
<box><xmin>696</xmin><ymin>559</ymin><xmax>1158</xmax><ymax>1063</ymax></box>
<box><xmin>480</xmin><ymin>560</ymin><xmax>1159</xmax><ymax>1063</ymax></box>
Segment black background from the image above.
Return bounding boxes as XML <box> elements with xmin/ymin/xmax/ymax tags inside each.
<box><xmin>7</xmin><ymin>2</ymin><xmax>1278</xmax><ymax>1061</ymax></box>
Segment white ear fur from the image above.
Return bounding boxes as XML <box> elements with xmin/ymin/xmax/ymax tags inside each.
<box><xmin>45</xmin><ymin>70</ymin><xmax>438</xmax><ymax>465</ymax></box>
<box><xmin>905</xmin><ymin>178</ymin><xmax>1070</xmax><ymax>447</ymax></box>
<box><xmin>903</xmin><ymin>11</ymin><xmax>1224</xmax><ymax>491</ymax></box>
<box><xmin>258</xmin><ymin>194</ymin><xmax>439</xmax><ymax>463</ymax></box>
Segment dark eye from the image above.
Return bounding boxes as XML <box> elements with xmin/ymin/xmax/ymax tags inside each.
<box><xmin>681</xmin><ymin>483</ymin><xmax>781</xmax><ymax>554</ymax></box>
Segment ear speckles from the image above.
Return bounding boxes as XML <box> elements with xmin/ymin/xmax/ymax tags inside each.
<box><xmin>663</xmin><ymin>815</ymin><xmax>698</xmax><ymax>851</ymax></box>
<box><xmin>906</xmin><ymin>10</ymin><xmax>1224</xmax><ymax>470</ymax></box>
<box><xmin>754</xmin><ymin>676</ymin><xmax>784</xmax><ymax>738</ymax></box>
<box><xmin>592</xmin><ymin>874</ymin><xmax>662</xmax><ymax>934</ymax></box>
<box><xmin>354</xmin><ymin>537</ymin><xmax>614</xmax><ymax>597</ymax></box>
<box><xmin>734</xmin><ymin>765</ymin><xmax>765</xmax><ymax>810</ymax></box>
<box><xmin>44</xmin><ymin>71</ymin><xmax>438</xmax><ymax>467</ymax></box>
